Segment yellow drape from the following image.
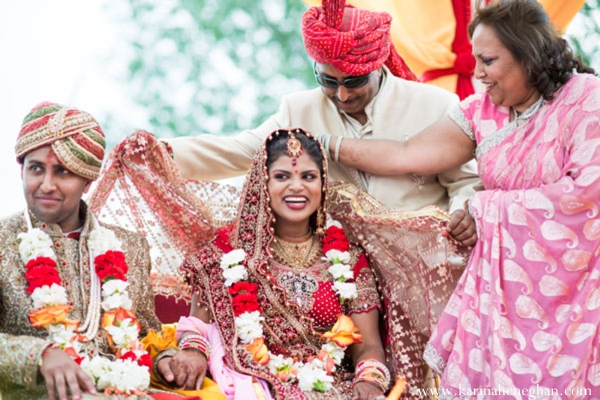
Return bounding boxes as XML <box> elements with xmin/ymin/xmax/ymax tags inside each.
<box><xmin>303</xmin><ymin>0</ymin><xmax>585</xmax><ymax>93</ymax></box>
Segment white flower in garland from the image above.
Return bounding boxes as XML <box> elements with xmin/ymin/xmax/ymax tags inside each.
<box><xmin>18</xmin><ymin>228</ymin><xmax>56</xmax><ymax>261</ymax></box>
<box><xmin>333</xmin><ymin>281</ymin><xmax>358</xmax><ymax>299</ymax></box>
<box><xmin>81</xmin><ymin>357</ymin><xmax>112</xmax><ymax>386</ymax></box>
<box><xmin>220</xmin><ymin>249</ymin><xmax>248</xmax><ymax>286</ymax></box>
<box><xmin>234</xmin><ymin>311</ymin><xmax>264</xmax><ymax>343</ymax></box>
<box><xmin>101</xmin><ymin>280</ymin><xmax>132</xmax><ymax>311</ymax></box>
<box><xmin>104</xmin><ymin>319</ymin><xmax>139</xmax><ymax>348</ymax></box>
<box><xmin>324</xmin><ymin>248</ymin><xmax>356</xmax><ymax>301</ymax></box>
<box><xmin>327</xmin><ymin>263</ymin><xmax>353</xmax><ymax>281</ymax></box>
<box><xmin>88</xmin><ymin>226</ymin><xmax>121</xmax><ymax>254</ymax></box>
<box><xmin>220</xmin><ymin>248</ymin><xmax>247</xmax><ymax>269</ymax></box>
<box><xmin>47</xmin><ymin>324</ymin><xmax>77</xmax><ymax>347</ymax></box>
<box><xmin>267</xmin><ymin>354</ymin><xmax>296</xmax><ymax>381</ymax></box>
<box><xmin>325</xmin><ymin>217</ymin><xmax>343</xmax><ymax>229</ymax></box>
<box><xmin>297</xmin><ymin>364</ymin><xmax>334</xmax><ymax>393</ymax></box>
<box><xmin>30</xmin><ymin>283</ymin><xmax>68</xmax><ymax>309</ymax></box>
<box><xmin>320</xmin><ymin>342</ymin><xmax>345</xmax><ymax>365</ymax></box>
<box><xmin>324</xmin><ymin>249</ymin><xmax>351</xmax><ymax>265</ymax></box>
<box><xmin>222</xmin><ymin>264</ymin><xmax>248</xmax><ymax>287</ymax></box>
<box><xmin>102</xmin><ymin>279</ymin><xmax>129</xmax><ymax>296</ymax></box>
<box><xmin>82</xmin><ymin>358</ymin><xmax>150</xmax><ymax>393</ymax></box>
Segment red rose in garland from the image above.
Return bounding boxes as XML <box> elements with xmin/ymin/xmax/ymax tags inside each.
<box><xmin>322</xmin><ymin>226</ymin><xmax>350</xmax><ymax>253</ymax></box>
<box><xmin>231</xmin><ymin>293</ymin><xmax>262</xmax><ymax>316</ymax></box>
<box><xmin>24</xmin><ymin>258</ymin><xmax>61</xmax><ymax>294</ymax></box>
<box><xmin>94</xmin><ymin>250</ymin><xmax>128</xmax><ymax>282</ymax></box>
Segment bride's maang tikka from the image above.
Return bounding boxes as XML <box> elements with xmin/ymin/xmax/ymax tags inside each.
<box><xmin>286</xmin><ymin>130</ymin><xmax>303</xmax><ymax>165</ymax></box>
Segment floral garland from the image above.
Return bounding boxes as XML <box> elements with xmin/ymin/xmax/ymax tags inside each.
<box><xmin>220</xmin><ymin>220</ymin><xmax>361</xmax><ymax>393</ymax></box>
<box><xmin>18</xmin><ymin>214</ymin><xmax>152</xmax><ymax>396</ymax></box>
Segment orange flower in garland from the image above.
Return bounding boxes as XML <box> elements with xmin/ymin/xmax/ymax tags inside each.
<box><xmin>321</xmin><ymin>314</ymin><xmax>363</xmax><ymax>348</ymax></box>
<box><xmin>246</xmin><ymin>337</ymin><xmax>270</xmax><ymax>365</ymax></box>
<box><xmin>28</xmin><ymin>304</ymin><xmax>74</xmax><ymax>329</ymax></box>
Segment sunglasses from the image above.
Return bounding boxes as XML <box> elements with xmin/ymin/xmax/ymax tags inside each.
<box><xmin>313</xmin><ymin>64</ymin><xmax>371</xmax><ymax>89</ymax></box>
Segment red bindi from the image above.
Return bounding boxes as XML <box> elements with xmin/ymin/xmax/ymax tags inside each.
<box><xmin>292</xmin><ymin>159</ymin><xmax>297</xmax><ymax>166</ymax></box>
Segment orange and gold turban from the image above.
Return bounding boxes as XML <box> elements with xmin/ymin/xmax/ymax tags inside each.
<box><xmin>302</xmin><ymin>0</ymin><xmax>417</xmax><ymax>80</ymax></box>
<box><xmin>16</xmin><ymin>102</ymin><xmax>106</xmax><ymax>180</ymax></box>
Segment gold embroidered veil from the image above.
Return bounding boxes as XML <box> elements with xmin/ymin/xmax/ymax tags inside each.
<box><xmin>89</xmin><ymin>130</ymin><xmax>467</xmax><ymax>397</ymax></box>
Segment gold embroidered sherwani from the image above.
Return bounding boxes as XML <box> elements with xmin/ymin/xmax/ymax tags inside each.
<box><xmin>0</xmin><ymin>202</ymin><xmax>161</xmax><ymax>399</ymax></box>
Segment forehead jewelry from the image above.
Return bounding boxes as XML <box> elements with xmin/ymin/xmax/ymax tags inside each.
<box><xmin>287</xmin><ymin>130</ymin><xmax>303</xmax><ymax>166</ymax></box>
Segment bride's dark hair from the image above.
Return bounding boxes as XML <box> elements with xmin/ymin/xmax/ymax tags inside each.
<box><xmin>266</xmin><ymin>129</ymin><xmax>325</xmax><ymax>184</ymax></box>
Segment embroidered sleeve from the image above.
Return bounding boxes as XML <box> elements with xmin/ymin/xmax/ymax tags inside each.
<box><xmin>0</xmin><ymin>333</ymin><xmax>49</xmax><ymax>390</ymax></box>
<box><xmin>345</xmin><ymin>253</ymin><xmax>381</xmax><ymax>315</ymax></box>
<box><xmin>449</xmin><ymin>105</ymin><xmax>475</xmax><ymax>141</ymax></box>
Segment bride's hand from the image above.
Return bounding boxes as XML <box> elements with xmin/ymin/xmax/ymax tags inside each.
<box><xmin>158</xmin><ymin>349</ymin><xmax>208</xmax><ymax>390</ymax></box>
<box><xmin>351</xmin><ymin>380</ymin><xmax>385</xmax><ymax>400</ymax></box>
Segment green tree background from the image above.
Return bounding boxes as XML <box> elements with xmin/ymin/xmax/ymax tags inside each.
<box><xmin>111</xmin><ymin>0</ymin><xmax>599</xmax><ymax>140</ymax></box>
<box><xmin>115</xmin><ymin>0</ymin><xmax>312</xmax><ymax>139</ymax></box>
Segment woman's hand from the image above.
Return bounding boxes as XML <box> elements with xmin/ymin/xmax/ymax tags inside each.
<box><xmin>157</xmin><ymin>348</ymin><xmax>208</xmax><ymax>390</ymax></box>
<box><xmin>446</xmin><ymin>209</ymin><xmax>477</xmax><ymax>247</ymax></box>
<box><xmin>40</xmin><ymin>347</ymin><xmax>96</xmax><ymax>400</ymax></box>
<box><xmin>351</xmin><ymin>380</ymin><xmax>385</xmax><ymax>400</ymax></box>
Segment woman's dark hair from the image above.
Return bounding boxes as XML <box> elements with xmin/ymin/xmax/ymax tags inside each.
<box><xmin>469</xmin><ymin>0</ymin><xmax>596</xmax><ymax>100</ymax></box>
<box><xmin>266</xmin><ymin>129</ymin><xmax>324</xmax><ymax>181</ymax></box>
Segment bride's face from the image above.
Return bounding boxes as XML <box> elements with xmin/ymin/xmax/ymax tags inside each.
<box><xmin>267</xmin><ymin>151</ymin><xmax>322</xmax><ymax>235</ymax></box>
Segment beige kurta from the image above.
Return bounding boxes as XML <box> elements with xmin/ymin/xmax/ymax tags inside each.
<box><xmin>0</xmin><ymin>203</ymin><xmax>161</xmax><ymax>399</ymax></box>
<box><xmin>171</xmin><ymin>67</ymin><xmax>482</xmax><ymax>213</ymax></box>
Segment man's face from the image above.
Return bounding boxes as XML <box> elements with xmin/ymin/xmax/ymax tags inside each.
<box><xmin>21</xmin><ymin>145</ymin><xmax>92</xmax><ymax>232</ymax></box>
<box><xmin>315</xmin><ymin>63</ymin><xmax>381</xmax><ymax>118</ymax></box>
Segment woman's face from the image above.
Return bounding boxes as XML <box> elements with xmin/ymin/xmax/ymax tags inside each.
<box><xmin>472</xmin><ymin>24</ymin><xmax>540</xmax><ymax>113</ymax></box>
<box><xmin>267</xmin><ymin>151</ymin><xmax>322</xmax><ymax>236</ymax></box>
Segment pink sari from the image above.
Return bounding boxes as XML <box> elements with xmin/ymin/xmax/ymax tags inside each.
<box><xmin>424</xmin><ymin>73</ymin><xmax>600</xmax><ymax>399</ymax></box>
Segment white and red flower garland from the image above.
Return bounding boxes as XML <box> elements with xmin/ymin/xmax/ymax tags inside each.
<box><xmin>220</xmin><ymin>220</ymin><xmax>361</xmax><ymax>393</ymax></box>
<box><xmin>18</xmin><ymin>213</ymin><xmax>151</xmax><ymax>396</ymax></box>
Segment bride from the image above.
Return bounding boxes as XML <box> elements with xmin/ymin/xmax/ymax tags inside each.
<box><xmin>152</xmin><ymin>129</ymin><xmax>389</xmax><ymax>399</ymax></box>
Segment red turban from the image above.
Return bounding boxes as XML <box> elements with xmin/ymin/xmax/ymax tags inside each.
<box><xmin>302</xmin><ymin>0</ymin><xmax>417</xmax><ymax>80</ymax></box>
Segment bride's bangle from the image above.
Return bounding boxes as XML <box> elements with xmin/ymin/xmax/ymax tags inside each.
<box><xmin>179</xmin><ymin>334</ymin><xmax>211</xmax><ymax>361</ymax></box>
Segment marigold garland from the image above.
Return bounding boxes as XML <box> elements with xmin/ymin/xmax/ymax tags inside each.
<box><xmin>220</xmin><ymin>220</ymin><xmax>362</xmax><ymax>393</ymax></box>
<box><xmin>18</xmin><ymin>214</ymin><xmax>151</xmax><ymax>396</ymax></box>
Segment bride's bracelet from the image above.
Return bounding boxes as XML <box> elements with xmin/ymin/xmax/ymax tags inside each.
<box><xmin>353</xmin><ymin>359</ymin><xmax>391</xmax><ymax>392</ymax></box>
<box><xmin>179</xmin><ymin>333</ymin><xmax>211</xmax><ymax>361</ymax></box>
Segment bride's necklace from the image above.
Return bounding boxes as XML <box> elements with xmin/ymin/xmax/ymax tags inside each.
<box><xmin>272</xmin><ymin>234</ymin><xmax>321</xmax><ymax>269</ymax></box>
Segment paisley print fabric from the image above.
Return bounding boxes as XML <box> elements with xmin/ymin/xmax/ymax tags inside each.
<box><xmin>425</xmin><ymin>73</ymin><xmax>600</xmax><ymax>399</ymax></box>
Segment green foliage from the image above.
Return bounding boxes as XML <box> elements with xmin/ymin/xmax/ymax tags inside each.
<box><xmin>565</xmin><ymin>0</ymin><xmax>600</xmax><ymax>71</ymax></box>
<box><xmin>120</xmin><ymin>0</ymin><xmax>314</xmax><ymax>137</ymax></box>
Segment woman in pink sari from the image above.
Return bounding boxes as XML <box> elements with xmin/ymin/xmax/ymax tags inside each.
<box><xmin>322</xmin><ymin>0</ymin><xmax>600</xmax><ymax>397</ymax></box>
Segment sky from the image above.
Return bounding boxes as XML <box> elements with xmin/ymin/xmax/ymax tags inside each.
<box><xmin>0</xmin><ymin>1</ymin><xmax>149</xmax><ymax>218</ymax></box>
<box><xmin>0</xmin><ymin>1</ymin><xmax>593</xmax><ymax>218</ymax></box>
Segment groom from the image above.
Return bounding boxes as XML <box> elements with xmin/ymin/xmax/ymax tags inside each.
<box><xmin>0</xmin><ymin>102</ymin><xmax>161</xmax><ymax>400</ymax></box>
